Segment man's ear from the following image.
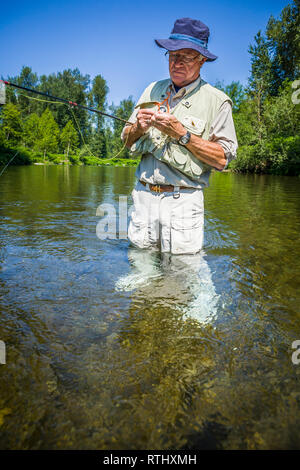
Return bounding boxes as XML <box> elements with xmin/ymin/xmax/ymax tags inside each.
<box><xmin>200</xmin><ymin>57</ymin><xmax>207</xmax><ymax>66</ymax></box>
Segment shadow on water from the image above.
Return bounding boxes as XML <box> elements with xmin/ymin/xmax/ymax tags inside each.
<box><xmin>0</xmin><ymin>166</ymin><xmax>300</xmax><ymax>449</ymax></box>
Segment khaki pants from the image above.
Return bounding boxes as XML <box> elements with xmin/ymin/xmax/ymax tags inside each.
<box><xmin>128</xmin><ymin>181</ymin><xmax>204</xmax><ymax>254</ymax></box>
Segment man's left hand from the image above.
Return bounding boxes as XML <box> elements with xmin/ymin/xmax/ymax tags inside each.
<box><xmin>150</xmin><ymin>112</ymin><xmax>186</xmax><ymax>140</ymax></box>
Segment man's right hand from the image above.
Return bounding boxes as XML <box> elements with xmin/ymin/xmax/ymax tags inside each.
<box><xmin>136</xmin><ymin>109</ymin><xmax>156</xmax><ymax>132</ymax></box>
<box><xmin>123</xmin><ymin>109</ymin><xmax>156</xmax><ymax>149</ymax></box>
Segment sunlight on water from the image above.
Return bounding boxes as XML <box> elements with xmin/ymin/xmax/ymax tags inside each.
<box><xmin>0</xmin><ymin>165</ymin><xmax>300</xmax><ymax>449</ymax></box>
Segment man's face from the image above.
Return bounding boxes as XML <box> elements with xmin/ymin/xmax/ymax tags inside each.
<box><xmin>168</xmin><ymin>48</ymin><xmax>207</xmax><ymax>88</ymax></box>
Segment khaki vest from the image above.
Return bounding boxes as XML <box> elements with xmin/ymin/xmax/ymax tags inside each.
<box><xmin>130</xmin><ymin>78</ymin><xmax>232</xmax><ymax>181</ymax></box>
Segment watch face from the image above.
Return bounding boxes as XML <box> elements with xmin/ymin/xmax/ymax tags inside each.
<box><xmin>179</xmin><ymin>132</ymin><xmax>190</xmax><ymax>145</ymax></box>
<box><xmin>181</xmin><ymin>135</ymin><xmax>189</xmax><ymax>144</ymax></box>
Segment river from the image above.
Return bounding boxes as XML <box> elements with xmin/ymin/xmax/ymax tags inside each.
<box><xmin>0</xmin><ymin>165</ymin><xmax>300</xmax><ymax>449</ymax></box>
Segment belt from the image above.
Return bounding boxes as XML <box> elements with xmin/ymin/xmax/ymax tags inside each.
<box><xmin>140</xmin><ymin>180</ymin><xmax>188</xmax><ymax>193</ymax></box>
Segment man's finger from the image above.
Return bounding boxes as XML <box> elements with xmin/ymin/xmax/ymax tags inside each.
<box><xmin>153</xmin><ymin>114</ymin><xmax>170</xmax><ymax>123</ymax></box>
<box><xmin>139</xmin><ymin>109</ymin><xmax>155</xmax><ymax>117</ymax></box>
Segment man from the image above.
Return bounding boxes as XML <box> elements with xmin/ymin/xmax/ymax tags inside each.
<box><xmin>122</xmin><ymin>17</ymin><xmax>238</xmax><ymax>256</ymax></box>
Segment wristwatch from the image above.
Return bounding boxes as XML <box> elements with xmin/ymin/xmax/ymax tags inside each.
<box><xmin>178</xmin><ymin>131</ymin><xmax>191</xmax><ymax>146</ymax></box>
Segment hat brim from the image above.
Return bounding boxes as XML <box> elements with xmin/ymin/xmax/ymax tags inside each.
<box><xmin>155</xmin><ymin>38</ymin><xmax>217</xmax><ymax>62</ymax></box>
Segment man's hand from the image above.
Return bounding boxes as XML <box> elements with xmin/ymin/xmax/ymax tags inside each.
<box><xmin>136</xmin><ymin>109</ymin><xmax>156</xmax><ymax>133</ymax></box>
<box><xmin>124</xmin><ymin>109</ymin><xmax>185</xmax><ymax>148</ymax></box>
<box><xmin>123</xmin><ymin>108</ymin><xmax>156</xmax><ymax>148</ymax></box>
<box><xmin>151</xmin><ymin>112</ymin><xmax>186</xmax><ymax>140</ymax></box>
<box><xmin>151</xmin><ymin>111</ymin><xmax>227</xmax><ymax>170</ymax></box>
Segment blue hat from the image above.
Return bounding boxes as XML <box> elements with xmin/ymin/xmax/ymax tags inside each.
<box><xmin>155</xmin><ymin>17</ymin><xmax>218</xmax><ymax>62</ymax></box>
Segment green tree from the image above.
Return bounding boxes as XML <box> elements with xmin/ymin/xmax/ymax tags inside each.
<box><xmin>231</xmin><ymin>0</ymin><xmax>300</xmax><ymax>174</ymax></box>
<box><xmin>247</xmin><ymin>1</ymin><xmax>299</xmax><ymax>99</ymax></box>
<box><xmin>23</xmin><ymin>113</ymin><xmax>40</xmax><ymax>148</ymax></box>
<box><xmin>266</xmin><ymin>0</ymin><xmax>300</xmax><ymax>95</ymax></box>
<box><xmin>89</xmin><ymin>75</ymin><xmax>109</xmax><ymax>157</ymax></box>
<box><xmin>247</xmin><ymin>31</ymin><xmax>273</xmax><ymax>144</ymax></box>
<box><xmin>60</xmin><ymin>120</ymin><xmax>79</xmax><ymax>158</ymax></box>
<box><xmin>90</xmin><ymin>75</ymin><xmax>109</xmax><ymax>129</ymax></box>
<box><xmin>248</xmin><ymin>30</ymin><xmax>273</xmax><ymax>98</ymax></box>
<box><xmin>15</xmin><ymin>66</ymin><xmax>39</xmax><ymax>117</ymax></box>
<box><xmin>89</xmin><ymin>130</ymin><xmax>107</xmax><ymax>158</ymax></box>
<box><xmin>36</xmin><ymin>108</ymin><xmax>59</xmax><ymax>159</ymax></box>
<box><xmin>263</xmin><ymin>79</ymin><xmax>300</xmax><ymax>139</ymax></box>
<box><xmin>39</xmin><ymin>69</ymin><xmax>91</xmax><ymax>136</ymax></box>
<box><xmin>0</xmin><ymin>103</ymin><xmax>23</xmax><ymax>146</ymax></box>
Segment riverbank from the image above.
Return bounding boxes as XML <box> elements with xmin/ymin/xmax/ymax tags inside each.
<box><xmin>1</xmin><ymin>143</ymin><xmax>300</xmax><ymax>175</ymax></box>
<box><xmin>0</xmin><ymin>145</ymin><xmax>140</xmax><ymax>167</ymax></box>
<box><xmin>29</xmin><ymin>157</ymin><xmax>140</xmax><ymax>167</ymax></box>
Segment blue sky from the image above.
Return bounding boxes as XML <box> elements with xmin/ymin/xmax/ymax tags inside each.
<box><xmin>0</xmin><ymin>0</ymin><xmax>289</xmax><ymax>106</ymax></box>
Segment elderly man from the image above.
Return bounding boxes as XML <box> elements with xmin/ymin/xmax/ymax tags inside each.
<box><xmin>122</xmin><ymin>18</ymin><xmax>237</xmax><ymax>256</ymax></box>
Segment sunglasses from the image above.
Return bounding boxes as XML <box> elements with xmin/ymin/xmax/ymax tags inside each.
<box><xmin>165</xmin><ymin>51</ymin><xmax>203</xmax><ymax>64</ymax></box>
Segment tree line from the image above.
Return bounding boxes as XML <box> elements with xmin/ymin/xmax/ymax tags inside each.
<box><xmin>0</xmin><ymin>0</ymin><xmax>299</xmax><ymax>174</ymax></box>
<box><xmin>0</xmin><ymin>68</ymin><xmax>135</xmax><ymax>165</ymax></box>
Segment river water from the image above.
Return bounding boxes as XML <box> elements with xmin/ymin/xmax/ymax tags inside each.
<box><xmin>0</xmin><ymin>165</ymin><xmax>300</xmax><ymax>449</ymax></box>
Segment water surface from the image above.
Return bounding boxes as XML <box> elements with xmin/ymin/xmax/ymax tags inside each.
<box><xmin>0</xmin><ymin>165</ymin><xmax>300</xmax><ymax>449</ymax></box>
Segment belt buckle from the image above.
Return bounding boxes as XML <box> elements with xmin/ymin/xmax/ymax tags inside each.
<box><xmin>152</xmin><ymin>184</ymin><xmax>160</xmax><ymax>193</ymax></box>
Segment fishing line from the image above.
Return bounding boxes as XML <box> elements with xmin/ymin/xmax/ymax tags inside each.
<box><xmin>0</xmin><ymin>150</ymin><xmax>19</xmax><ymax>177</ymax></box>
<box><xmin>17</xmin><ymin>92</ymin><xmax>66</xmax><ymax>106</ymax></box>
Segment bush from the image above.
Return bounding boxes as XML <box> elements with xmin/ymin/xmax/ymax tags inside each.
<box><xmin>231</xmin><ymin>136</ymin><xmax>300</xmax><ymax>175</ymax></box>
<box><xmin>265</xmin><ymin>136</ymin><xmax>300</xmax><ymax>175</ymax></box>
<box><xmin>68</xmin><ymin>153</ymin><xmax>81</xmax><ymax>165</ymax></box>
<box><xmin>0</xmin><ymin>145</ymin><xmax>32</xmax><ymax>165</ymax></box>
<box><xmin>230</xmin><ymin>145</ymin><xmax>264</xmax><ymax>173</ymax></box>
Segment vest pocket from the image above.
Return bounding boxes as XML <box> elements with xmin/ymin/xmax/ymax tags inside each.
<box><xmin>165</xmin><ymin>142</ymin><xmax>205</xmax><ymax>178</ymax></box>
<box><xmin>190</xmin><ymin>157</ymin><xmax>203</xmax><ymax>176</ymax></box>
<box><xmin>173</xmin><ymin>145</ymin><xmax>188</xmax><ymax>165</ymax></box>
<box><xmin>181</xmin><ymin>116</ymin><xmax>206</xmax><ymax>136</ymax></box>
<box><xmin>130</xmin><ymin>129</ymin><xmax>168</xmax><ymax>157</ymax></box>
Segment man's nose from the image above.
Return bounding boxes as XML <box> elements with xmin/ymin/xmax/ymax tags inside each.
<box><xmin>173</xmin><ymin>59</ymin><xmax>184</xmax><ymax>67</ymax></box>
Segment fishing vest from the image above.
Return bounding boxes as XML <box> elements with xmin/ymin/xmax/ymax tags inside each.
<box><xmin>130</xmin><ymin>78</ymin><xmax>232</xmax><ymax>182</ymax></box>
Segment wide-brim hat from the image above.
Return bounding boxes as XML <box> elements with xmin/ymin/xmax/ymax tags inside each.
<box><xmin>155</xmin><ymin>17</ymin><xmax>217</xmax><ymax>62</ymax></box>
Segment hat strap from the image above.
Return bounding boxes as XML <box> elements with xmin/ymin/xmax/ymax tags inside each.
<box><xmin>169</xmin><ymin>33</ymin><xmax>208</xmax><ymax>49</ymax></box>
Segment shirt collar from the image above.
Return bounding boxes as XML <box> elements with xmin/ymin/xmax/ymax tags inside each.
<box><xmin>169</xmin><ymin>76</ymin><xmax>201</xmax><ymax>98</ymax></box>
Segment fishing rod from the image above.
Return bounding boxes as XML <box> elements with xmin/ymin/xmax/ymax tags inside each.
<box><xmin>0</xmin><ymin>80</ymin><xmax>133</xmax><ymax>125</ymax></box>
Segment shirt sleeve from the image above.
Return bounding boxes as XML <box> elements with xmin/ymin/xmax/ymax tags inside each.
<box><xmin>120</xmin><ymin>109</ymin><xmax>138</xmax><ymax>141</ymax></box>
<box><xmin>208</xmin><ymin>100</ymin><xmax>238</xmax><ymax>170</ymax></box>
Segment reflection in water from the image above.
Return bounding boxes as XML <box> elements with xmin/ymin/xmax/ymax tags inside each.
<box><xmin>0</xmin><ymin>166</ymin><xmax>300</xmax><ymax>449</ymax></box>
<box><xmin>116</xmin><ymin>247</ymin><xmax>219</xmax><ymax>324</ymax></box>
